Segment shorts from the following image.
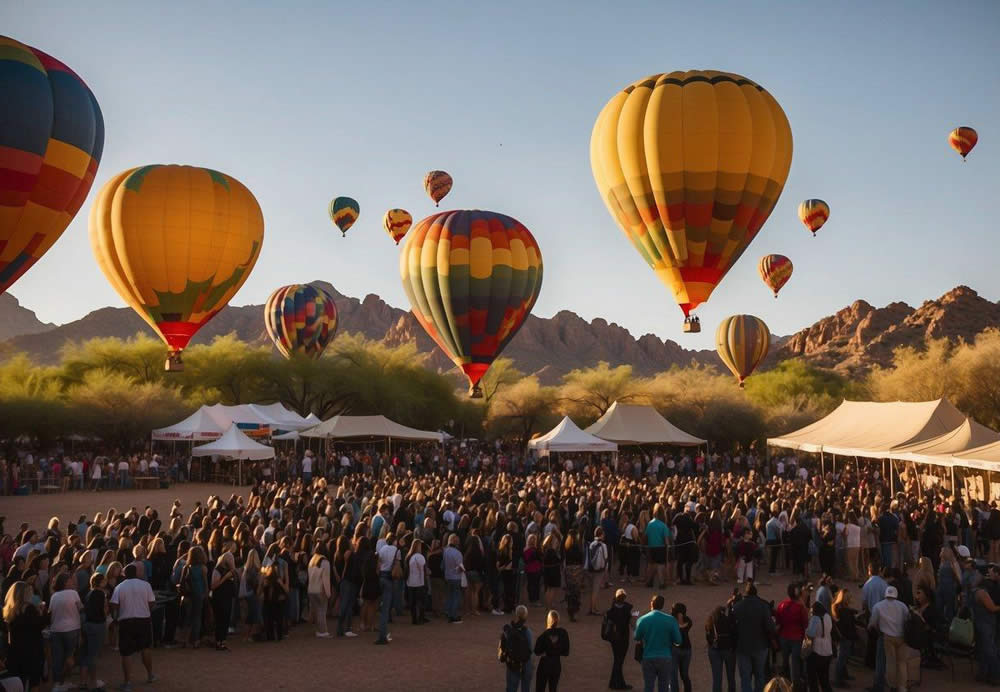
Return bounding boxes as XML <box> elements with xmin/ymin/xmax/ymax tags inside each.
<box><xmin>649</xmin><ymin>547</ymin><xmax>667</xmax><ymax>565</ymax></box>
<box><xmin>466</xmin><ymin>570</ymin><xmax>482</xmax><ymax>584</ymax></box>
<box><xmin>118</xmin><ymin>618</ymin><xmax>152</xmax><ymax>657</ymax></box>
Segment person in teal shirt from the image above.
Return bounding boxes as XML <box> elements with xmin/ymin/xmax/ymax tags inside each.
<box><xmin>634</xmin><ymin>594</ymin><xmax>681</xmax><ymax>692</ymax></box>
<box><xmin>644</xmin><ymin>507</ymin><xmax>671</xmax><ymax>589</ymax></box>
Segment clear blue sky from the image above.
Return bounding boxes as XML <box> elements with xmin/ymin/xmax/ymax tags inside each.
<box><xmin>4</xmin><ymin>1</ymin><xmax>998</xmax><ymax>348</ymax></box>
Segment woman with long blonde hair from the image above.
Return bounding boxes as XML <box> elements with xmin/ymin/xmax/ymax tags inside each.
<box><xmin>4</xmin><ymin>580</ymin><xmax>47</xmax><ymax>689</ymax></box>
<box><xmin>534</xmin><ymin>609</ymin><xmax>570</xmax><ymax>691</ymax></box>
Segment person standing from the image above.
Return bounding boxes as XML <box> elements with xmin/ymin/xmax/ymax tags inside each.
<box><xmin>775</xmin><ymin>582</ymin><xmax>808</xmax><ymax>685</ymax></box>
<box><xmin>307</xmin><ymin>546</ymin><xmax>332</xmax><ymax>638</ymax></box>
<box><xmin>868</xmin><ymin>585</ymin><xmax>910</xmax><ymax>692</ymax></box>
<box><xmin>644</xmin><ymin>507</ymin><xmax>669</xmax><ymax>589</ymax></box>
<box><xmin>3</xmin><ymin>581</ymin><xmax>47</xmax><ymax>691</ymax></box>
<box><xmin>804</xmin><ymin>601</ymin><xmax>834</xmax><ymax>692</ymax></box>
<box><xmin>732</xmin><ymin>582</ymin><xmax>776</xmax><ymax>692</ymax></box>
<box><xmin>634</xmin><ymin>594</ymin><xmax>682</xmax><ymax>692</ymax></box>
<box><xmin>534</xmin><ymin>609</ymin><xmax>570</xmax><ymax>691</ymax></box>
<box><xmin>83</xmin><ymin>572</ymin><xmax>109</xmax><ymax>692</ymax></box>
<box><xmin>706</xmin><ymin>602</ymin><xmax>737</xmax><ymax>692</ymax></box>
<box><xmin>443</xmin><ymin>534</ymin><xmax>465</xmax><ymax>624</ymax></box>
<box><xmin>671</xmin><ymin>603</ymin><xmax>693</xmax><ymax>692</ymax></box>
<box><xmin>830</xmin><ymin>589</ymin><xmax>858</xmax><ymax>687</ymax></box>
<box><xmin>970</xmin><ymin>564</ymin><xmax>1000</xmax><ymax>685</ymax></box>
<box><xmin>405</xmin><ymin>539</ymin><xmax>428</xmax><ymax>625</ymax></box>
<box><xmin>586</xmin><ymin>529</ymin><xmax>609</xmax><ymax>616</ymax></box>
<box><xmin>110</xmin><ymin>563</ymin><xmax>157</xmax><ymax>691</ymax></box>
<box><xmin>375</xmin><ymin>533</ymin><xmax>400</xmax><ymax>644</ymax></box>
<box><xmin>605</xmin><ymin>588</ymin><xmax>634</xmax><ymax>690</ymax></box>
<box><xmin>48</xmin><ymin>572</ymin><xmax>83</xmax><ymax>692</ymax></box>
<box><xmin>499</xmin><ymin>605</ymin><xmax>534</xmax><ymax>692</ymax></box>
<box><xmin>210</xmin><ymin>552</ymin><xmax>237</xmax><ymax>651</ymax></box>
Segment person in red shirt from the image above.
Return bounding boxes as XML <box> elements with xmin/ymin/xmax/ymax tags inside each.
<box><xmin>774</xmin><ymin>582</ymin><xmax>810</xmax><ymax>687</ymax></box>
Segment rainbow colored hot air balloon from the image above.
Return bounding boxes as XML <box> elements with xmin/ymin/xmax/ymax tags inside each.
<box><xmin>264</xmin><ymin>284</ymin><xmax>339</xmax><ymax>359</ymax></box>
<box><xmin>423</xmin><ymin>170</ymin><xmax>453</xmax><ymax>206</ymax></box>
<box><xmin>948</xmin><ymin>127</ymin><xmax>978</xmax><ymax>160</ymax></box>
<box><xmin>798</xmin><ymin>199</ymin><xmax>829</xmax><ymax>236</ymax></box>
<box><xmin>89</xmin><ymin>165</ymin><xmax>264</xmax><ymax>371</ymax></box>
<box><xmin>400</xmin><ymin>209</ymin><xmax>543</xmax><ymax>397</ymax></box>
<box><xmin>591</xmin><ymin>70</ymin><xmax>793</xmax><ymax>330</ymax></box>
<box><xmin>716</xmin><ymin>314</ymin><xmax>770</xmax><ymax>388</ymax></box>
<box><xmin>0</xmin><ymin>36</ymin><xmax>104</xmax><ymax>296</ymax></box>
<box><xmin>758</xmin><ymin>254</ymin><xmax>793</xmax><ymax>298</ymax></box>
<box><xmin>383</xmin><ymin>208</ymin><xmax>413</xmax><ymax>245</ymax></box>
<box><xmin>329</xmin><ymin>197</ymin><xmax>359</xmax><ymax>237</ymax></box>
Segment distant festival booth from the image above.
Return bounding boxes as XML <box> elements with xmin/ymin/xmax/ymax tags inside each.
<box><xmin>584</xmin><ymin>401</ymin><xmax>706</xmax><ymax>447</ymax></box>
<box><xmin>300</xmin><ymin>415</ymin><xmax>445</xmax><ymax>459</ymax></box>
<box><xmin>528</xmin><ymin>417</ymin><xmax>618</xmax><ymax>470</ymax></box>
<box><xmin>190</xmin><ymin>424</ymin><xmax>275</xmax><ymax>485</ymax></box>
<box><xmin>767</xmin><ymin>399</ymin><xmax>1000</xmax><ymax>502</ymax></box>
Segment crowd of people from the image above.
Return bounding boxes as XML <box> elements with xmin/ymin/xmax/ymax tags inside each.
<box><xmin>1</xmin><ymin>443</ymin><xmax>999</xmax><ymax>692</ymax></box>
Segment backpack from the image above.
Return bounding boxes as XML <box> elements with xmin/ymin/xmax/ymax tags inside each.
<box><xmin>501</xmin><ymin>623</ymin><xmax>532</xmax><ymax>670</ymax></box>
<box><xmin>588</xmin><ymin>541</ymin><xmax>606</xmax><ymax>572</ymax></box>
<box><xmin>601</xmin><ymin>609</ymin><xmax>619</xmax><ymax>641</ymax></box>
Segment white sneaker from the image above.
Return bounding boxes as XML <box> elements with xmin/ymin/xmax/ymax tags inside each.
<box><xmin>491</xmin><ymin>609</ymin><xmax>504</xmax><ymax>616</ymax></box>
<box><xmin>344</xmin><ymin>631</ymin><xmax>358</xmax><ymax>638</ymax></box>
<box><xmin>387</xmin><ymin>634</ymin><xmax>392</xmax><ymax>642</ymax></box>
<box><xmin>95</xmin><ymin>680</ymin><xmax>107</xmax><ymax>689</ymax></box>
<box><xmin>316</xmin><ymin>632</ymin><xmax>331</xmax><ymax>638</ymax></box>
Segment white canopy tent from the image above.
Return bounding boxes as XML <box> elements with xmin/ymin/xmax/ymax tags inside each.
<box><xmin>301</xmin><ymin>415</ymin><xmax>444</xmax><ymax>447</ymax></box>
<box><xmin>886</xmin><ymin>418</ymin><xmax>1000</xmax><ymax>464</ymax></box>
<box><xmin>152</xmin><ymin>408</ymin><xmax>227</xmax><ymax>441</ymax></box>
<box><xmin>528</xmin><ymin>416</ymin><xmax>618</xmax><ymax>456</ymax></box>
<box><xmin>585</xmin><ymin>401</ymin><xmax>705</xmax><ymax>446</ymax></box>
<box><xmin>248</xmin><ymin>403</ymin><xmax>315</xmax><ymax>432</ymax></box>
<box><xmin>191</xmin><ymin>424</ymin><xmax>275</xmax><ymax>484</ymax></box>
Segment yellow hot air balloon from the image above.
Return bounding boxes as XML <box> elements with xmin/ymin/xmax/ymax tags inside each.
<box><xmin>758</xmin><ymin>254</ymin><xmax>793</xmax><ymax>297</ymax></box>
<box><xmin>383</xmin><ymin>208</ymin><xmax>412</xmax><ymax>244</ymax></box>
<box><xmin>591</xmin><ymin>71</ymin><xmax>792</xmax><ymax>332</ymax></box>
<box><xmin>90</xmin><ymin>165</ymin><xmax>264</xmax><ymax>371</ymax></box>
<box><xmin>798</xmin><ymin>199</ymin><xmax>829</xmax><ymax>236</ymax></box>
<box><xmin>716</xmin><ymin>314</ymin><xmax>770</xmax><ymax>388</ymax></box>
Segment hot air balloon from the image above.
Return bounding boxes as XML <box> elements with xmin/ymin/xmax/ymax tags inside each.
<box><xmin>716</xmin><ymin>314</ymin><xmax>770</xmax><ymax>388</ymax></box>
<box><xmin>423</xmin><ymin>170</ymin><xmax>453</xmax><ymax>206</ymax></box>
<box><xmin>590</xmin><ymin>70</ymin><xmax>793</xmax><ymax>333</ymax></box>
<box><xmin>0</xmin><ymin>36</ymin><xmax>104</xmax><ymax>296</ymax></box>
<box><xmin>949</xmin><ymin>126</ymin><xmax>978</xmax><ymax>160</ymax></box>
<box><xmin>400</xmin><ymin>209</ymin><xmax>543</xmax><ymax>397</ymax></box>
<box><xmin>329</xmin><ymin>197</ymin><xmax>359</xmax><ymax>237</ymax></box>
<box><xmin>89</xmin><ymin>165</ymin><xmax>264</xmax><ymax>371</ymax></box>
<box><xmin>758</xmin><ymin>254</ymin><xmax>793</xmax><ymax>297</ymax></box>
<box><xmin>383</xmin><ymin>208</ymin><xmax>413</xmax><ymax>245</ymax></box>
<box><xmin>264</xmin><ymin>284</ymin><xmax>339</xmax><ymax>359</ymax></box>
<box><xmin>798</xmin><ymin>199</ymin><xmax>829</xmax><ymax>236</ymax></box>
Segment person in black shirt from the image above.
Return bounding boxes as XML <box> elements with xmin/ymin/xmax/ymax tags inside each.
<box><xmin>534</xmin><ymin>609</ymin><xmax>570</xmax><ymax>692</ymax></box>
<box><xmin>605</xmin><ymin>588</ymin><xmax>634</xmax><ymax>690</ymax></box>
<box><xmin>706</xmin><ymin>601</ymin><xmax>738</xmax><ymax>692</ymax></box>
<box><xmin>672</xmin><ymin>602</ymin><xmax>693</xmax><ymax>692</ymax></box>
<box><xmin>673</xmin><ymin>508</ymin><xmax>699</xmax><ymax>585</ymax></box>
<box><xmin>83</xmin><ymin>572</ymin><xmax>109</xmax><ymax>691</ymax></box>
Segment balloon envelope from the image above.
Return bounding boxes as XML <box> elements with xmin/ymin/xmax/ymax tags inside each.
<box><xmin>400</xmin><ymin>209</ymin><xmax>542</xmax><ymax>396</ymax></box>
<box><xmin>716</xmin><ymin>314</ymin><xmax>770</xmax><ymax>387</ymax></box>
<box><xmin>758</xmin><ymin>254</ymin><xmax>793</xmax><ymax>297</ymax></box>
<box><xmin>949</xmin><ymin>126</ymin><xmax>978</xmax><ymax>160</ymax></box>
<box><xmin>89</xmin><ymin>165</ymin><xmax>264</xmax><ymax>366</ymax></box>
<box><xmin>798</xmin><ymin>199</ymin><xmax>829</xmax><ymax>236</ymax></box>
<box><xmin>0</xmin><ymin>35</ymin><xmax>104</xmax><ymax>296</ymax></box>
<box><xmin>383</xmin><ymin>208</ymin><xmax>412</xmax><ymax>244</ymax></box>
<box><xmin>329</xmin><ymin>197</ymin><xmax>359</xmax><ymax>236</ymax></box>
<box><xmin>590</xmin><ymin>70</ymin><xmax>792</xmax><ymax>324</ymax></box>
<box><xmin>423</xmin><ymin>170</ymin><xmax>453</xmax><ymax>206</ymax></box>
<box><xmin>264</xmin><ymin>284</ymin><xmax>339</xmax><ymax>359</ymax></box>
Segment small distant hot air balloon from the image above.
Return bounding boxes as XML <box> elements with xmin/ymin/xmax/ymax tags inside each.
<box><xmin>329</xmin><ymin>197</ymin><xmax>359</xmax><ymax>237</ymax></box>
<box><xmin>0</xmin><ymin>36</ymin><xmax>105</xmax><ymax>297</ymax></box>
<box><xmin>400</xmin><ymin>209</ymin><xmax>543</xmax><ymax>397</ymax></box>
<box><xmin>423</xmin><ymin>170</ymin><xmax>453</xmax><ymax>206</ymax></box>
<box><xmin>383</xmin><ymin>208</ymin><xmax>413</xmax><ymax>245</ymax></box>
<box><xmin>716</xmin><ymin>315</ymin><xmax>770</xmax><ymax>388</ymax></box>
<box><xmin>264</xmin><ymin>284</ymin><xmax>339</xmax><ymax>359</ymax></box>
<box><xmin>949</xmin><ymin>127</ymin><xmax>978</xmax><ymax>161</ymax></box>
<box><xmin>90</xmin><ymin>165</ymin><xmax>264</xmax><ymax>371</ymax></box>
<box><xmin>758</xmin><ymin>254</ymin><xmax>793</xmax><ymax>298</ymax></box>
<box><xmin>798</xmin><ymin>199</ymin><xmax>829</xmax><ymax>236</ymax></box>
<box><xmin>591</xmin><ymin>71</ymin><xmax>793</xmax><ymax>332</ymax></box>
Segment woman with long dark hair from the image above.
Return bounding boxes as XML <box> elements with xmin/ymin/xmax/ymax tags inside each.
<box><xmin>210</xmin><ymin>551</ymin><xmax>237</xmax><ymax>650</ymax></box>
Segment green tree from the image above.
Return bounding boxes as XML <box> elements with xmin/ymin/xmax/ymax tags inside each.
<box><xmin>559</xmin><ymin>361</ymin><xmax>646</xmax><ymax>422</ymax></box>
<box><xmin>478</xmin><ymin>357</ymin><xmax>523</xmax><ymax>407</ymax></box>
<box><xmin>60</xmin><ymin>333</ymin><xmax>167</xmax><ymax>385</ymax></box>
<box><xmin>179</xmin><ymin>334</ymin><xmax>271</xmax><ymax>404</ymax></box>
<box><xmin>0</xmin><ymin>354</ymin><xmax>69</xmax><ymax>443</ymax></box>
<box><xmin>868</xmin><ymin>339</ymin><xmax>959</xmax><ymax>403</ymax></box>
<box><xmin>487</xmin><ymin>376</ymin><xmax>559</xmax><ymax>444</ymax></box>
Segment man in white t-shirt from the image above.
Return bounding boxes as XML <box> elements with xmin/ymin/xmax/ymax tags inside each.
<box><xmin>49</xmin><ymin>572</ymin><xmax>83</xmax><ymax>691</ymax></box>
<box><xmin>117</xmin><ymin>459</ymin><xmax>130</xmax><ymax>489</ymax></box>
<box><xmin>110</xmin><ymin>564</ymin><xmax>157</xmax><ymax>688</ymax></box>
<box><xmin>91</xmin><ymin>457</ymin><xmax>103</xmax><ymax>490</ymax></box>
<box><xmin>301</xmin><ymin>451</ymin><xmax>313</xmax><ymax>483</ymax></box>
<box><xmin>405</xmin><ymin>546</ymin><xmax>430</xmax><ymax>622</ymax></box>
<box><xmin>798</xmin><ymin>466</ymin><xmax>809</xmax><ymax>482</ymax></box>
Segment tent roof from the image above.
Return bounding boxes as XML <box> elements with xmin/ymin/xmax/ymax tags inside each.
<box><xmin>272</xmin><ymin>430</ymin><xmax>300</xmax><ymax>441</ymax></box>
<box><xmin>300</xmin><ymin>415</ymin><xmax>443</xmax><ymax>441</ymax></box>
<box><xmin>767</xmin><ymin>399</ymin><xmax>967</xmax><ymax>458</ymax></box>
<box><xmin>204</xmin><ymin>403</ymin><xmax>279</xmax><ymax>428</ymax></box>
<box><xmin>584</xmin><ymin>402</ymin><xmax>705</xmax><ymax>446</ymax></box>
<box><xmin>248</xmin><ymin>403</ymin><xmax>313</xmax><ymax>431</ymax></box>
<box><xmin>190</xmin><ymin>424</ymin><xmax>275</xmax><ymax>459</ymax></box>
<box><xmin>152</xmin><ymin>408</ymin><xmax>227</xmax><ymax>441</ymax></box>
<box><xmin>887</xmin><ymin>418</ymin><xmax>1000</xmax><ymax>462</ymax></box>
<box><xmin>528</xmin><ymin>416</ymin><xmax>618</xmax><ymax>454</ymax></box>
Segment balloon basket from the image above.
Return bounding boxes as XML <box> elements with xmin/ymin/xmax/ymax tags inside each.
<box><xmin>165</xmin><ymin>352</ymin><xmax>184</xmax><ymax>372</ymax></box>
<box><xmin>682</xmin><ymin>320</ymin><xmax>701</xmax><ymax>334</ymax></box>
<box><xmin>468</xmin><ymin>382</ymin><xmax>483</xmax><ymax>399</ymax></box>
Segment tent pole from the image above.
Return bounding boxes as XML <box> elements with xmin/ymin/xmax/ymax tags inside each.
<box><xmin>950</xmin><ymin>465</ymin><xmax>956</xmax><ymax>496</ymax></box>
<box><xmin>821</xmin><ymin>451</ymin><xmax>825</xmax><ymax>477</ymax></box>
<box><xmin>889</xmin><ymin>459</ymin><xmax>895</xmax><ymax>495</ymax></box>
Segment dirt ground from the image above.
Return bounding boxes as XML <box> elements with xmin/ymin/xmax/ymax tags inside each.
<box><xmin>1</xmin><ymin>485</ymin><xmax>992</xmax><ymax>691</ymax></box>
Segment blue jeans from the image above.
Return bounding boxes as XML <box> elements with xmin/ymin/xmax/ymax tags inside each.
<box><xmin>779</xmin><ymin>638</ymin><xmax>802</xmax><ymax>684</ymax></box>
<box><xmin>976</xmin><ymin>622</ymin><xmax>1000</xmax><ymax>683</ymax></box>
<box><xmin>872</xmin><ymin>636</ymin><xmax>886</xmax><ymax>691</ymax></box>
<box><xmin>641</xmin><ymin>656</ymin><xmax>673</xmax><ymax>692</ymax></box>
<box><xmin>505</xmin><ymin>661</ymin><xmax>533</xmax><ymax>692</ymax></box>
<box><xmin>378</xmin><ymin>573</ymin><xmax>393</xmax><ymax>640</ymax></box>
<box><xmin>187</xmin><ymin>593</ymin><xmax>205</xmax><ymax>644</ymax></box>
<box><xmin>392</xmin><ymin>576</ymin><xmax>405</xmax><ymax>616</ymax></box>
<box><xmin>737</xmin><ymin>649</ymin><xmax>768</xmax><ymax>692</ymax></box>
<box><xmin>445</xmin><ymin>578</ymin><xmax>462</xmax><ymax>619</ymax></box>
<box><xmin>880</xmin><ymin>542</ymin><xmax>895</xmax><ymax>569</ymax></box>
<box><xmin>834</xmin><ymin>638</ymin><xmax>852</xmax><ymax>683</ymax></box>
<box><xmin>50</xmin><ymin>629</ymin><xmax>79</xmax><ymax>683</ymax></box>
<box><xmin>337</xmin><ymin>579</ymin><xmax>358</xmax><ymax>635</ymax></box>
<box><xmin>672</xmin><ymin>646</ymin><xmax>692</xmax><ymax>692</ymax></box>
<box><xmin>83</xmin><ymin>621</ymin><xmax>105</xmax><ymax>670</ymax></box>
<box><xmin>708</xmin><ymin>647</ymin><xmax>736</xmax><ymax>692</ymax></box>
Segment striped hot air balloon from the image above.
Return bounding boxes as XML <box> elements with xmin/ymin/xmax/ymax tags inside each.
<box><xmin>758</xmin><ymin>254</ymin><xmax>793</xmax><ymax>297</ymax></box>
<box><xmin>400</xmin><ymin>209</ymin><xmax>543</xmax><ymax>397</ymax></box>
<box><xmin>90</xmin><ymin>165</ymin><xmax>264</xmax><ymax>371</ymax></box>
<box><xmin>0</xmin><ymin>36</ymin><xmax>104</xmax><ymax>296</ymax></box>
<box><xmin>798</xmin><ymin>199</ymin><xmax>829</xmax><ymax>236</ymax></box>
<box><xmin>716</xmin><ymin>314</ymin><xmax>770</xmax><ymax>388</ymax></box>
<box><xmin>264</xmin><ymin>284</ymin><xmax>339</xmax><ymax>359</ymax></box>
<box><xmin>591</xmin><ymin>70</ymin><xmax>793</xmax><ymax>330</ymax></box>
<box><xmin>383</xmin><ymin>208</ymin><xmax>412</xmax><ymax>245</ymax></box>
<box><xmin>948</xmin><ymin>127</ymin><xmax>978</xmax><ymax>161</ymax></box>
<box><xmin>329</xmin><ymin>196</ymin><xmax>359</xmax><ymax>237</ymax></box>
<box><xmin>423</xmin><ymin>170</ymin><xmax>453</xmax><ymax>206</ymax></box>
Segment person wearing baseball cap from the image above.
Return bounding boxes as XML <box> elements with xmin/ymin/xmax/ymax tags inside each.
<box><xmin>869</xmin><ymin>585</ymin><xmax>911</xmax><ymax>692</ymax></box>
